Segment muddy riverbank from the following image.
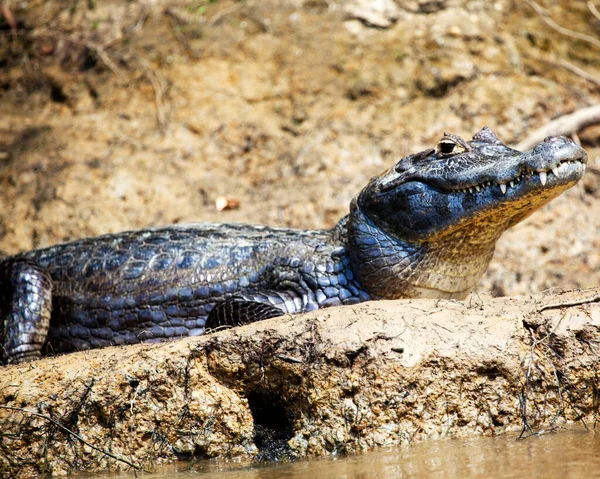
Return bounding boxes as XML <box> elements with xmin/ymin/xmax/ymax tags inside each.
<box><xmin>1</xmin><ymin>0</ymin><xmax>600</xmax><ymax>476</ymax></box>
<box><xmin>1</xmin><ymin>289</ymin><xmax>599</xmax><ymax>476</ymax></box>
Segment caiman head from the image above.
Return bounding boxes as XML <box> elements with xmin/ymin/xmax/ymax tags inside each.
<box><xmin>348</xmin><ymin>127</ymin><xmax>587</xmax><ymax>300</ymax></box>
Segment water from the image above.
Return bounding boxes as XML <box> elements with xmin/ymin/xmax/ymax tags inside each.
<box><xmin>89</xmin><ymin>428</ymin><xmax>600</xmax><ymax>479</ymax></box>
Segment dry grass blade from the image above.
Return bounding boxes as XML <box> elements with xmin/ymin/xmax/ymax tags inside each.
<box><xmin>526</xmin><ymin>0</ymin><xmax>600</xmax><ymax>49</ymax></box>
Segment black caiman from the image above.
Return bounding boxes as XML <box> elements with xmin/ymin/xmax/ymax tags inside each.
<box><xmin>0</xmin><ymin>128</ymin><xmax>587</xmax><ymax>364</ymax></box>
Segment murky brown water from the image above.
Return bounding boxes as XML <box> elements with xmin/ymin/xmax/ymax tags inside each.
<box><xmin>89</xmin><ymin>428</ymin><xmax>600</xmax><ymax>479</ymax></box>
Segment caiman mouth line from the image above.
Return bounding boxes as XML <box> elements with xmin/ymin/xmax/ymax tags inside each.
<box><xmin>446</xmin><ymin>158</ymin><xmax>586</xmax><ymax>195</ymax></box>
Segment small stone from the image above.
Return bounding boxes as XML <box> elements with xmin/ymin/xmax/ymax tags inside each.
<box><xmin>215</xmin><ymin>197</ymin><xmax>240</xmax><ymax>211</ymax></box>
<box><xmin>447</xmin><ymin>25</ymin><xmax>462</xmax><ymax>37</ymax></box>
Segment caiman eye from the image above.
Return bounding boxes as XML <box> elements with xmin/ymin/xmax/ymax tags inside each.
<box><xmin>435</xmin><ymin>133</ymin><xmax>471</xmax><ymax>158</ymax></box>
<box><xmin>439</xmin><ymin>140</ymin><xmax>456</xmax><ymax>155</ymax></box>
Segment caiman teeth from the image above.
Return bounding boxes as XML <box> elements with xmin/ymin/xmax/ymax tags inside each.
<box><xmin>451</xmin><ymin>159</ymin><xmax>582</xmax><ymax>196</ymax></box>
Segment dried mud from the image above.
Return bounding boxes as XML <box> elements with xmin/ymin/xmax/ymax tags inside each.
<box><xmin>1</xmin><ymin>290</ymin><xmax>599</xmax><ymax>476</ymax></box>
<box><xmin>1</xmin><ymin>0</ymin><xmax>600</xmax><ymax>476</ymax></box>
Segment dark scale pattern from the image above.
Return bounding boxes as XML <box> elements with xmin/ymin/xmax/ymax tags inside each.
<box><xmin>1</xmin><ymin>222</ymin><xmax>368</xmax><ymax>361</ymax></box>
<box><xmin>0</xmin><ymin>260</ymin><xmax>53</xmax><ymax>362</ymax></box>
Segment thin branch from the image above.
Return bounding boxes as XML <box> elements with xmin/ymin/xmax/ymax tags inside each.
<box><xmin>589</xmin><ymin>1</ymin><xmax>600</xmax><ymax>22</ymax></box>
<box><xmin>516</xmin><ymin>104</ymin><xmax>600</xmax><ymax>151</ymax></box>
<box><xmin>528</xmin><ymin>55</ymin><xmax>600</xmax><ymax>89</ymax></box>
<box><xmin>525</xmin><ymin>0</ymin><xmax>600</xmax><ymax>49</ymax></box>
<box><xmin>0</xmin><ymin>405</ymin><xmax>141</xmax><ymax>471</ymax></box>
<box><xmin>0</xmin><ymin>3</ymin><xmax>17</xmax><ymax>32</ymax></box>
<box><xmin>209</xmin><ymin>2</ymin><xmax>245</xmax><ymax>26</ymax></box>
<box><xmin>537</xmin><ymin>292</ymin><xmax>600</xmax><ymax>313</ymax></box>
<box><xmin>556</xmin><ymin>59</ymin><xmax>600</xmax><ymax>88</ymax></box>
<box><xmin>145</xmin><ymin>69</ymin><xmax>166</xmax><ymax>131</ymax></box>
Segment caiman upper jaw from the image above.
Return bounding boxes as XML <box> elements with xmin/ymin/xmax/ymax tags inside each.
<box><xmin>388</xmin><ymin>133</ymin><xmax>587</xmax><ymax>195</ymax></box>
<box><xmin>450</xmin><ymin>135</ymin><xmax>587</xmax><ymax>195</ymax></box>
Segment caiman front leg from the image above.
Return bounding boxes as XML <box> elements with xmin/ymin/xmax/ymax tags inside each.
<box><xmin>205</xmin><ymin>290</ymin><xmax>305</xmax><ymax>331</ymax></box>
<box><xmin>0</xmin><ymin>260</ymin><xmax>53</xmax><ymax>364</ymax></box>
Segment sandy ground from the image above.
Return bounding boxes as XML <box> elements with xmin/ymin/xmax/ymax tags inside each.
<box><xmin>0</xmin><ymin>0</ymin><xmax>600</xmax><ymax>476</ymax></box>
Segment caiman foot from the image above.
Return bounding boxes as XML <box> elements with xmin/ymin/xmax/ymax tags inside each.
<box><xmin>0</xmin><ymin>260</ymin><xmax>52</xmax><ymax>364</ymax></box>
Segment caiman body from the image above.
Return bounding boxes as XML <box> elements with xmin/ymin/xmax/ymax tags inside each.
<box><xmin>0</xmin><ymin>128</ymin><xmax>587</xmax><ymax>363</ymax></box>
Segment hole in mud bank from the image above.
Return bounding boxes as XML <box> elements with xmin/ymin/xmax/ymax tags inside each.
<box><xmin>247</xmin><ymin>391</ymin><xmax>295</xmax><ymax>462</ymax></box>
<box><xmin>50</xmin><ymin>82</ymin><xmax>68</xmax><ymax>103</ymax></box>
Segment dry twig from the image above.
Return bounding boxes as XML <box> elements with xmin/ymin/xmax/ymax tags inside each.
<box><xmin>526</xmin><ymin>0</ymin><xmax>600</xmax><ymax>49</ymax></box>
<box><xmin>523</xmin><ymin>1</ymin><xmax>600</xmax><ymax>91</ymax></box>
<box><xmin>537</xmin><ymin>291</ymin><xmax>600</xmax><ymax>313</ymax></box>
<box><xmin>209</xmin><ymin>2</ymin><xmax>245</xmax><ymax>26</ymax></box>
<box><xmin>516</xmin><ymin>104</ymin><xmax>600</xmax><ymax>151</ymax></box>
<box><xmin>589</xmin><ymin>1</ymin><xmax>600</xmax><ymax>22</ymax></box>
<box><xmin>145</xmin><ymin>69</ymin><xmax>167</xmax><ymax>131</ymax></box>
<box><xmin>0</xmin><ymin>3</ymin><xmax>17</xmax><ymax>32</ymax></box>
<box><xmin>34</xmin><ymin>29</ymin><xmax>125</xmax><ymax>79</ymax></box>
<box><xmin>555</xmin><ymin>59</ymin><xmax>600</xmax><ymax>88</ymax></box>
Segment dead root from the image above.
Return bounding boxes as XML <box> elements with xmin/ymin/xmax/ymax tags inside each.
<box><xmin>516</xmin><ymin>105</ymin><xmax>600</xmax><ymax>151</ymax></box>
<box><xmin>0</xmin><ymin>405</ymin><xmax>141</xmax><ymax>474</ymax></box>
<box><xmin>520</xmin><ymin>298</ymin><xmax>600</xmax><ymax>438</ymax></box>
<box><xmin>519</xmin><ymin>314</ymin><xmax>567</xmax><ymax>438</ymax></box>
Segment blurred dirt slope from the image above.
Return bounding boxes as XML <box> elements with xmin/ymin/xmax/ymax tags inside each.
<box><xmin>0</xmin><ymin>0</ymin><xmax>599</xmax><ymax>296</ymax></box>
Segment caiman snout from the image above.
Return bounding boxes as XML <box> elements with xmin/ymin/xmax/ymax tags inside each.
<box><xmin>535</xmin><ymin>135</ymin><xmax>588</xmax><ymax>164</ymax></box>
<box><xmin>350</xmin><ymin>128</ymin><xmax>588</xmax><ymax>299</ymax></box>
<box><xmin>525</xmin><ymin>136</ymin><xmax>587</xmax><ymax>187</ymax></box>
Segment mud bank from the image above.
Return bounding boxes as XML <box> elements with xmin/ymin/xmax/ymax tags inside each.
<box><xmin>1</xmin><ymin>0</ymin><xmax>600</xmax><ymax>476</ymax></box>
<box><xmin>1</xmin><ymin>289</ymin><xmax>598</xmax><ymax>477</ymax></box>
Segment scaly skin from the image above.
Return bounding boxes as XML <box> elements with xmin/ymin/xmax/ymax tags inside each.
<box><xmin>0</xmin><ymin>128</ymin><xmax>587</xmax><ymax>363</ymax></box>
